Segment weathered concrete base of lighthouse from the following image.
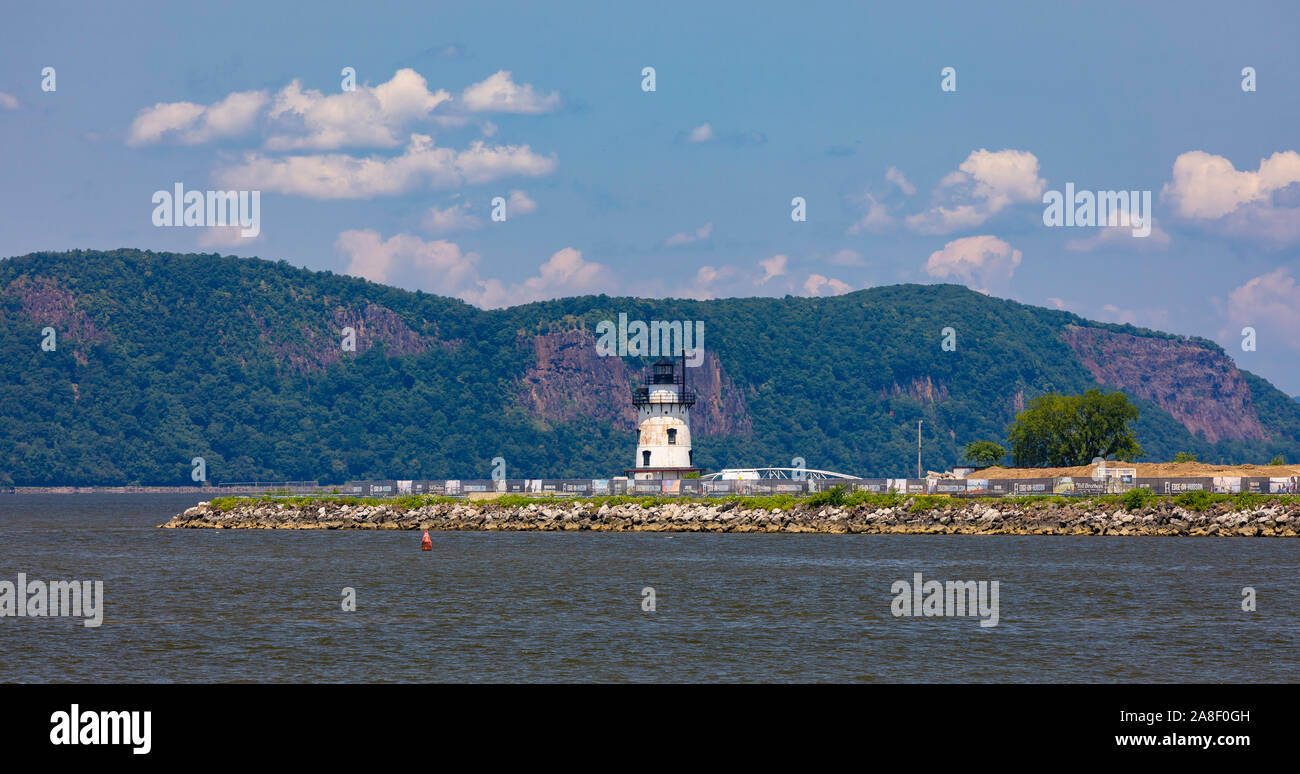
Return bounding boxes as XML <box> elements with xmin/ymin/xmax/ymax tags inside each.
<box><xmin>161</xmin><ymin>497</ymin><xmax>1300</xmax><ymax>536</ymax></box>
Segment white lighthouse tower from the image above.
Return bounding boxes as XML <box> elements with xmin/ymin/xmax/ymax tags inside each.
<box><xmin>627</xmin><ymin>355</ymin><xmax>701</xmax><ymax>480</ymax></box>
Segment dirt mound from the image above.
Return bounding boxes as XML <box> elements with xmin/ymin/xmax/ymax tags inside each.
<box><xmin>973</xmin><ymin>461</ymin><xmax>1300</xmax><ymax>479</ymax></box>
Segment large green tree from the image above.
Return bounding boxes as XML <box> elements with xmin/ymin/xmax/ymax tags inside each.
<box><xmin>962</xmin><ymin>440</ymin><xmax>1006</xmax><ymax>466</ymax></box>
<box><xmin>1006</xmin><ymin>389</ymin><xmax>1143</xmax><ymax>467</ymax></box>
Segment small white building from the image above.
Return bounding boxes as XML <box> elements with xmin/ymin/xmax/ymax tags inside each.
<box><xmin>627</xmin><ymin>357</ymin><xmax>701</xmax><ymax>480</ymax></box>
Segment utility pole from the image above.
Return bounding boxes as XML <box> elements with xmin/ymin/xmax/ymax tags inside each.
<box><xmin>916</xmin><ymin>419</ymin><xmax>923</xmax><ymax>479</ymax></box>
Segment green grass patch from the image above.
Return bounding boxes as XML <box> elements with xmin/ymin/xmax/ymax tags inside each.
<box><xmin>207</xmin><ymin>494</ymin><xmax>459</xmax><ymax>511</ymax></box>
<box><xmin>1001</xmin><ymin>495</ymin><xmax>1076</xmax><ymax>507</ymax></box>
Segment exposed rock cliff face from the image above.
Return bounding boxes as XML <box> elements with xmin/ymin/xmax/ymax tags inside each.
<box><xmin>514</xmin><ymin>329</ymin><xmax>752</xmax><ymax>436</ymax></box>
<box><xmin>6</xmin><ymin>275</ymin><xmax>106</xmax><ymax>345</ymax></box>
<box><xmin>253</xmin><ymin>302</ymin><xmax>451</xmax><ymax>374</ymax></box>
<box><xmin>686</xmin><ymin>352</ymin><xmax>752</xmax><ymax>437</ymax></box>
<box><xmin>515</xmin><ymin>328</ymin><xmax>636</xmax><ymax>427</ymax></box>
<box><xmin>885</xmin><ymin>376</ymin><xmax>950</xmax><ymax>404</ymax></box>
<box><xmin>1063</xmin><ymin>326</ymin><xmax>1267</xmax><ymax>443</ymax></box>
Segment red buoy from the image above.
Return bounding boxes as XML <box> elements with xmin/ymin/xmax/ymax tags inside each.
<box><xmin>420</xmin><ymin>530</ymin><xmax>432</xmax><ymax>551</ymax></box>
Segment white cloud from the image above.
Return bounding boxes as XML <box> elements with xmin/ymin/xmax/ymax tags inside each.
<box><xmin>662</xmin><ymin>261</ymin><xmax>851</xmax><ymax>300</ymax></box>
<box><xmin>336</xmin><ymin>230</ymin><xmax>483</xmax><ymax>295</ymax></box>
<box><xmin>923</xmin><ymin>235</ymin><xmax>1022</xmax><ymax>293</ymax></box>
<box><xmin>460</xmin><ymin>70</ymin><xmax>560</xmax><ymax>114</ymax></box>
<box><xmin>687</xmin><ymin>123</ymin><xmax>714</xmax><ymax>143</ymax></box>
<box><xmin>828</xmin><ymin>248</ymin><xmax>864</xmax><ymax>266</ymax></box>
<box><xmin>1164</xmin><ymin>150</ymin><xmax>1299</xmax><ymax>219</ymax></box>
<box><xmin>905</xmin><ymin>149</ymin><xmax>1046</xmax><ymax>234</ymax></box>
<box><xmin>216</xmin><ymin>134</ymin><xmax>557</xmax><ymax>199</ymax></box>
<box><xmin>507</xmin><ymin>189</ymin><xmax>537</xmax><ymax>215</ymax></box>
<box><xmin>465</xmin><ymin>247</ymin><xmax>614</xmax><ymax>308</ymax></box>
<box><xmin>675</xmin><ymin>264</ymin><xmax>743</xmax><ymax>300</ymax></box>
<box><xmin>129</xmin><ymin>102</ymin><xmax>205</xmax><ymax>144</ymax></box>
<box><xmin>1162</xmin><ymin>150</ymin><xmax>1300</xmax><ymax>246</ymax></box>
<box><xmin>336</xmin><ymin>231</ymin><xmax>612</xmax><ymax>309</ymax></box>
<box><xmin>264</xmin><ymin>69</ymin><xmax>451</xmax><ymax>150</ymax></box>
<box><xmin>1224</xmin><ymin>267</ymin><xmax>1300</xmax><ymax>351</ymax></box>
<box><xmin>127</xmin><ymin>90</ymin><xmax>268</xmax><ymax>146</ymax></box>
<box><xmin>1100</xmin><ymin>304</ymin><xmax>1139</xmax><ymax>325</ymax></box>
<box><xmin>803</xmin><ymin>274</ymin><xmax>852</xmax><ymax>296</ymax></box>
<box><xmin>455</xmin><ymin>139</ymin><xmax>558</xmax><ymax>184</ymax></box>
<box><xmin>757</xmin><ymin>254</ymin><xmax>788</xmax><ymax>284</ymax></box>
<box><xmin>423</xmin><ymin>201</ymin><xmax>481</xmax><ymax>233</ymax></box>
<box><xmin>1097</xmin><ymin>303</ymin><xmax>1168</xmax><ymax>330</ymax></box>
<box><xmin>681</xmin><ymin>123</ymin><xmax>764</xmax><ymax>147</ymax></box>
<box><xmin>0</xmin><ymin>92</ymin><xmax>18</xmax><ymax>110</ymax></box>
<box><xmin>125</xmin><ymin>68</ymin><xmax>559</xmax><ymax>155</ymax></box>
<box><xmin>847</xmin><ymin>193</ymin><xmax>895</xmax><ymax>234</ymax></box>
<box><xmin>846</xmin><ymin>168</ymin><xmax>918</xmax><ymax>234</ymax></box>
<box><xmin>885</xmin><ymin>166</ymin><xmax>916</xmax><ymax>196</ymax></box>
<box><xmin>423</xmin><ymin>189</ymin><xmax>534</xmax><ymax>227</ymax></box>
<box><xmin>665</xmin><ymin>221</ymin><xmax>713</xmax><ymax>246</ymax></box>
<box><xmin>1065</xmin><ymin>217</ymin><xmax>1171</xmax><ymax>252</ymax></box>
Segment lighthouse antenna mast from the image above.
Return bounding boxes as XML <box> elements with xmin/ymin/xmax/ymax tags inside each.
<box><xmin>679</xmin><ymin>345</ymin><xmax>686</xmax><ymax>401</ymax></box>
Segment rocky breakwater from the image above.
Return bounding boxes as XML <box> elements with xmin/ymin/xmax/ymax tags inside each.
<box><xmin>160</xmin><ymin>498</ymin><xmax>1300</xmax><ymax>536</ymax></box>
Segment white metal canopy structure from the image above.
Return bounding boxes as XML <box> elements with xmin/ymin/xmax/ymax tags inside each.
<box><xmin>699</xmin><ymin>467</ymin><xmax>860</xmax><ymax>481</ymax></box>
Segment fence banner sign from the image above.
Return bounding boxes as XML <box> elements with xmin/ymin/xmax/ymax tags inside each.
<box><xmin>1213</xmin><ymin>477</ymin><xmax>1242</xmax><ymax>494</ymax></box>
<box><xmin>333</xmin><ymin>473</ymin><xmax>1290</xmax><ymax>500</ymax></box>
<box><xmin>1011</xmin><ymin>479</ymin><xmax>1053</xmax><ymax>495</ymax></box>
<box><xmin>1270</xmin><ymin>477</ymin><xmax>1299</xmax><ymax>494</ymax></box>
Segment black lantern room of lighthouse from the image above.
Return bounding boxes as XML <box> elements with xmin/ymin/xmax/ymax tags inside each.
<box><xmin>633</xmin><ymin>353</ymin><xmax>696</xmax><ymax>407</ymax></box>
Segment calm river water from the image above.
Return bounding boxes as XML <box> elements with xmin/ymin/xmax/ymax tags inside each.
<box><xmin>2</xmin><ymin>494</ymin><xmax>1296</xmax><ymax>682</ymax></box>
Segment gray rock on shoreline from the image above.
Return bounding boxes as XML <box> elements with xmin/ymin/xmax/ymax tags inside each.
<box><xmin>159</xmin><ymin>498</ymin><xmax>1300</xmax><ymax>537</ymax></box>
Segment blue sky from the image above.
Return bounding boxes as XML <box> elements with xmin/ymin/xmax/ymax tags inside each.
<box><xmin>3</xmin><ymin>1</ymin><xmax>1300</xmax><ymax>392</ymax></box>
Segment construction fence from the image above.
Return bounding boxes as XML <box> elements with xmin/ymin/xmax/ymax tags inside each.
<box><xmin>343</xmin><ymin>475</ymin><xmax>1300</xmax><ymax>498</ymax></box>
<box><xmin>11</xmin><ymin>475</ymin><xmax>1295</xmax><ymax>498</ymax></box>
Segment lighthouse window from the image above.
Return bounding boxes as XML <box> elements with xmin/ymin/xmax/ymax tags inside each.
<box><xmin>642</xmin><ymin>450</ymin><xmax>651</xmax><ymax>466</ymax></box>
<box><xmin>667</xmin><ymin>429</ymin><xmax>677</xmax><ymax>445</ymax></box>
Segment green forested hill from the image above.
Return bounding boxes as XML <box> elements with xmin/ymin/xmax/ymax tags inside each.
<box><xmin>3</xmin><ymin>249</ymin><xmax>1298</xmax><ymax>485</ymax></box>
